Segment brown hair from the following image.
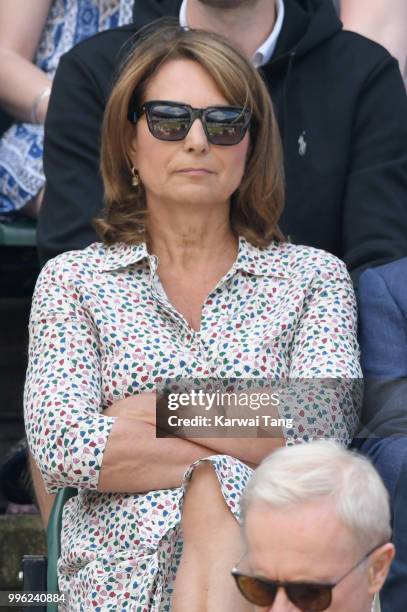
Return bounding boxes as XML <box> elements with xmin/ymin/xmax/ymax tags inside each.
<box><xmin>96</xmin><ymin>20</ymin><xmax>285</xmax><ymax>247</ymax></box>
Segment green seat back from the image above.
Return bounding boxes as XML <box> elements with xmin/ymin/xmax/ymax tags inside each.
<box><xmin>0</xmin><ymin>220</ymin><xmax>37</xmax><ymax>247</ymax></box>
<box><xmin>46</xmin><ymin>487</ymin><xmax>77</xmax><ymax>611</ymax></box>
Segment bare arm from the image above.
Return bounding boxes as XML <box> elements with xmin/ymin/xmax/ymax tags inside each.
<box><xmin>28</xmin><ymin>452</ymin><xmax>54</xmax><ymax>528</ymax></box>
<box><xmin>98</xmin><ymin>417</ymin><xmax>215</xmax><ymax>493</ymax></box>
<box><xmin>100</xmin><ymin>393</ymin><xmax>283</xmax><ymax>493</ymax></box>
<box><xmin>0</xmin><ymin>0</ymin><xmax>53</xmax><ymax>122</ymax></box>
<box><xmin>341</xmin><ymin>0</ymin><xmax>407</xmax><ymax>80</ymax></box>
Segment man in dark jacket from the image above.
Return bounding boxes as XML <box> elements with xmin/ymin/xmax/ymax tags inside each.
<box><xmin>37</xmin><ymin>0</ymin><xmax>407</xmax><ymax>281</ymax></box>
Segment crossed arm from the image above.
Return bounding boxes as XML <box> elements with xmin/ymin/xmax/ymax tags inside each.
<box><xmin>97</xmin><ymin>392</ymin><xmax>283</xmax><ymax>493</ymax></box>
<box><xmin>24</xmin><ymin>261</ymin><xmax>285</xmax><ymax>501</ymax></box>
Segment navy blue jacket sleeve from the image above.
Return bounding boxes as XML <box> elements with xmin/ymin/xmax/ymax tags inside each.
<box><xmin>358</xmin><ymin>265</ymin><xmax>407</xmax><ymax>436</ymax></box>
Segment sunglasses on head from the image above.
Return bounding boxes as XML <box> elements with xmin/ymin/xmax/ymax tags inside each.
<box><xmin>231</xmin><ymin>543</ymin><xmax>386</xmax><ymax>611</ymax></box>
<box><xmin>128</xmin><ymin>100</ymin><xmax>252</xmax><ymax>146</ymax></box>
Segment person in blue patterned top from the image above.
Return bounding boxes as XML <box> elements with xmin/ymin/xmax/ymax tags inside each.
<box><xmin>0</xmin><ymin>0</ymin><xmax>133</xmax><ymax>221</ymax></box>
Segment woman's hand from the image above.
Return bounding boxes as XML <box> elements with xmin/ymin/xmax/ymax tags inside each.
<box><xmin>103</xmin><ymin>392</ymin><xmax>157</xmax><ymax>426</ymax></box>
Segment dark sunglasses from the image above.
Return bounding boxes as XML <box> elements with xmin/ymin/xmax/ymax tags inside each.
<box><xmin>231</xmin><ymin>543</ymin><xmax>386</xmax><ymax>610</ymax></box>
<box><xmin>128</xmin><ymin>100</ymin><xmax>251</xmax><ymax>146</ymax></box>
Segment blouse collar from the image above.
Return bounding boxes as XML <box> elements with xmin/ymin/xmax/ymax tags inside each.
<box><xmin>100</xmin><ymin>236</ymin><xmax>289</xmax><ymax>279</ymax></box>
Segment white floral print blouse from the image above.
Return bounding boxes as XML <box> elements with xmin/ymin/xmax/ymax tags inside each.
<box><xmin>24</xmin><ymin>237</ymin><xmax>362</xmax><ymax>611</ymax></box>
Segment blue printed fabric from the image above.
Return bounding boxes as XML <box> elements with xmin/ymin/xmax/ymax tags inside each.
<box><xmin>0</xmin><ymin>0</ymin><xmax>133</xmax><ymax>220</ymax></box>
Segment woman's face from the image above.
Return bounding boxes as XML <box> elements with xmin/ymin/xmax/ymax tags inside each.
<box><xmin>130</xmin><ymin>58</ymin><xmax>250</xmax><ymax>212</ymax></box>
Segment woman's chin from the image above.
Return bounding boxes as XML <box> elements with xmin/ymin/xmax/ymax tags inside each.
<box><xmin>161</xmin><ymin>189</ymin><xmax>228</xmax><ymax>210</ymax></box>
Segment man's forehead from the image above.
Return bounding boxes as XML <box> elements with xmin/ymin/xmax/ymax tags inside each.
<box><xmin>196</xmin><ymin>0</ymin><xmax>263</xmax><ymax>8</ymax></box>
<box><xmin>245</xmin><ymin>497</ymin><xmax>339</xmax><ymax>534</ymax></box>
<box><xmin>243</xmin><ymin>499</ymin><xmax>359</xmax><ymax>580</ymax></box>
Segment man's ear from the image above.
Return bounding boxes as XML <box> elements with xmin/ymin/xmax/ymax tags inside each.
<box><xmin>367</xmin><ymin>543</ymin><xmax>395</xmax><ymax>594</ymax></box>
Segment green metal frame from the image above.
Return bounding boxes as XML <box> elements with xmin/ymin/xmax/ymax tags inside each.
<box><xmin>46</xmin><ymin>487</ymin><xmax>77</xmax><ymax>612</ymax></box>
<box><xmin>0</xmin><ymin>220</ymin><xmax>37</xmax><ymax>247</ymax></box>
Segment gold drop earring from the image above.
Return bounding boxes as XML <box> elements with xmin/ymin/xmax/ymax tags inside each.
<box><xmin>131</xmin><ymin>167</ymin><xmax>140</xmax><ymax>187</ymax></box>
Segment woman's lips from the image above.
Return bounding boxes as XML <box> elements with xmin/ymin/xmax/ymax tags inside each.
<box><xmin>177</xmin><ymin>168</ymin><xmax>214</xmax><ymax>175</ymax></box>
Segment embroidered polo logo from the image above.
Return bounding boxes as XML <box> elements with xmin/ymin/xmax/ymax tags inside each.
<box><xmin>298</xmin><ymin>131</ymin><xmax>307</xmax><ymax>156</ymax></box>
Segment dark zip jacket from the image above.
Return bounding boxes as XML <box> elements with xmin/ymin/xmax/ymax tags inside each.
<box><xmin>38</xmin><ymin>0</ymin><xmax>407</xmax><ymax>282</ymax></box>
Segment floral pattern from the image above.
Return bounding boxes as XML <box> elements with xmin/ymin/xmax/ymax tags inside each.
<box><xmin>0</xmin><ymin>0</ymin><xmax>133</xmax><ymax>219</ymax></box>
<box><xmin>24</xmin><ymin>237</ymin><xmax>362</xmax><ymax>610</ymax></box>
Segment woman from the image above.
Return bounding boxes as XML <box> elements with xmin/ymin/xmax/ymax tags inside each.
<box><xmin>24</xmin><ymin>24</ymin><xmax>362</xmax><ymax>611</ymax></box>
<box><xmin>0</xmin><ymin>0</ymin><xmax>133</xmax><ymax>220</ymax></box>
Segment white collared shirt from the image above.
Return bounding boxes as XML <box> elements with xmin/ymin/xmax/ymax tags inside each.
<box><xmin>179</xmin><ymin>0</ymin><xmax>285</xmax><ymax>68</ymax></box>
<box><xmin>26</xmin><ymin>235</ymin><xmax>361</xmax><ymax>486</ymax></box>
<box><xmin>25</xmin><ymin>235</ymin><xmax>361</xmax><ymax>606</ymax></box>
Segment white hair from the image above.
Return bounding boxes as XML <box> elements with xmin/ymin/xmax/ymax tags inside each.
<box><xmin>241</xmin><ymin>441</ymin><xmax>391</xmax><ymax>550</ymax></box>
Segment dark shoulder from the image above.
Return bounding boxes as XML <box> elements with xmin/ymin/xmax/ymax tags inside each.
<box><xmin>59</xmin><ymin>24</ymin><xmax>139</xmax><ymax>79</ymax></box>
<box><xmin>66</xmin><ymin>23</ymin><xmax>138</xmax><ymax>60</ymax></box>
<box><xmin>360</xmin><ymin>258</ymin><xmax>407</xmax><ymax>294</ymax></box>
<box><xmin>326</xmin><ymin>29</ymin><xmax>396</xmax><ymax>76</ymax></box>
<box><xmin>298</xmin><ymin>28</ymin><xmax>403</xmax><ymax>108</ymax></box>
<box><xmin>55</xmin><ymin>25</ymin><xmax>139</xmax><ymax>99</ymax></box>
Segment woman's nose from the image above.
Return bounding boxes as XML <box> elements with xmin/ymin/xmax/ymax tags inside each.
<box><xmin>265</xmin><ymin>586</ymin><xmax>298</xmax><ymax>611</ymax></box>
<box><xmin>183</xmin><ymin>117</ymin><xmax>209</xmax><ymax>152</ymax></box>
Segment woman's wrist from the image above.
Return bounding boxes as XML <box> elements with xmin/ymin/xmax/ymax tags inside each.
<box><xmin>31</xmin><ymin>85</ymin><xmax>51</xmax><ymax>124</ymax></box>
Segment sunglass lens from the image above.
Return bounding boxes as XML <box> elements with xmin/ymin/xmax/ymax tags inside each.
<box><xmin>235</xmin><ymin>575</ymin><xmax>278</xmax><ymax>606</ymax></box>
<box><xmin>205</xmin><ymin>108</ymin><xmax>248</xmax><ymax>145</ymax></box>
<box><xmin>149</xmin><ymin>104</ymin><xmax>190</xmax><ymax>140</ymax></box>
<box><xmin>288</xmin><ymin>583</ymin><xmax>332</xmax><ymax>612</ymax></box>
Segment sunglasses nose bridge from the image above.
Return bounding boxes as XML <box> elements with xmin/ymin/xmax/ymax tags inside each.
<box><xmin>189</xmin><ymin>107</ymin><xmax>204</xmax><ymax>123</ymax></box>
<box><xmin>189</xmin><ymin>108</ymin><xmax>206</xmax><ymax>132</ymax></box>
<box><xmin>271</xmin><ymin>585</ymin><xmax>299</xmax><ymax>611</ymax></box>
